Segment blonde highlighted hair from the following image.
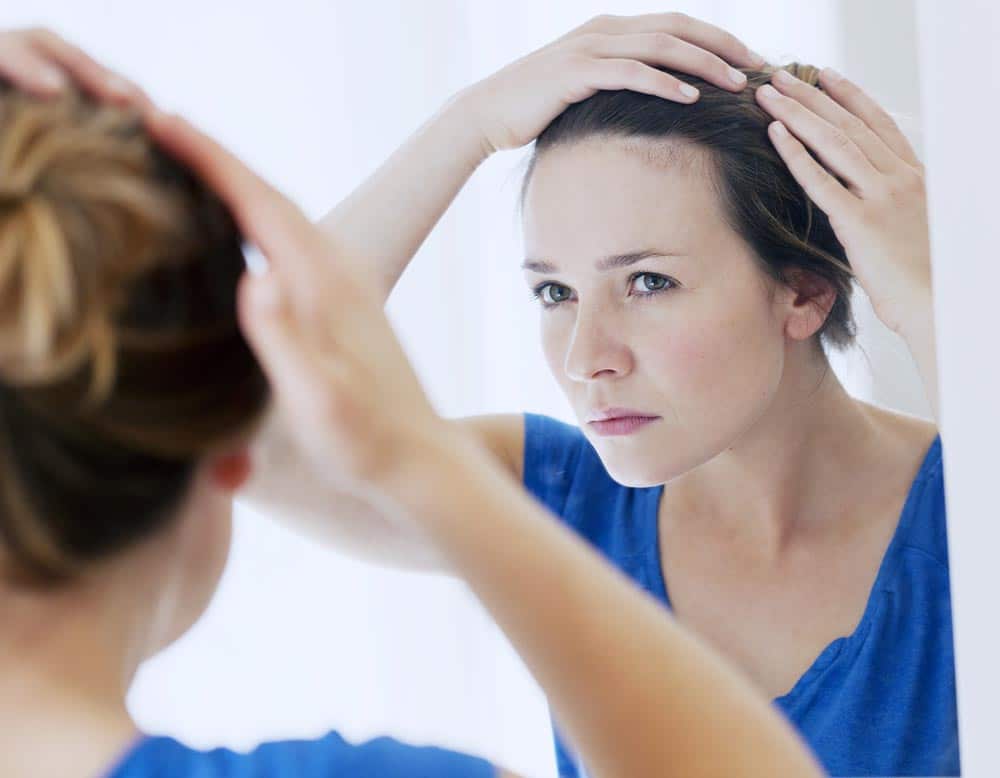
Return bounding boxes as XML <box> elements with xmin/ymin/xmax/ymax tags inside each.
<box><xmin>0</xmin><ymin>84</ymin><xmax>269</xmax><ymax>585</ymax></box>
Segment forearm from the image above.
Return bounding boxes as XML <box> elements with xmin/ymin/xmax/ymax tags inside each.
<box><xmin>384</xmin><ymin>437</ymin><xmax>824</xmax><ymax>778</ymax></box>
<box><xmin>238</xmin><ymin>409</ymin><xmax>446</xmax><ymax>571</ymax></box>
<box><xmin>317</xmin><ymin>90</ymin><xmax>489</xmax><ymax>301</ymax></box>
<box><xmin>898</xmin><ymin>288</ymin><xmax>940</xmax><ymax>423</ymax></box>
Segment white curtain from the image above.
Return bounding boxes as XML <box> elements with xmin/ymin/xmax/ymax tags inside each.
<box><xmin>1</xmin><ymin>2</ymin><xmax>948</xmax><ymax>777</ymax></box>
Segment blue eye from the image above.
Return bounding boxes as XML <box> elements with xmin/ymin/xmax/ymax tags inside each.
<box><xmin>530</xmin><ymin>283</ymin><xmax>573</xmax><ymax>308</ymax></box>
<box><xmin>530</xmin><ymin>273</ymin><xmax>677</xmax><ymax>310</ymax></box>
<box><xmin>629</xmin><ymin>272</ymin><xmax>675</xmax><ymax>295</ymax></box>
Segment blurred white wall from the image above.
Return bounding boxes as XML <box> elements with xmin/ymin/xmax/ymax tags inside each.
<box><xmin>917</xmin><ymin>2</ymin><xmax>1000</xmax><ymax>774</ymax></box>
<box><xmin>0</xmin><ymin>2</ymin><xmax>956</xmax><ymax>777</ymax></box>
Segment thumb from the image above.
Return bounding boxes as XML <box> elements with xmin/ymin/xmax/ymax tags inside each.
<box><xmin>237</xmin><ymin>270</ymin><xmax>328</xmax><ymax>426</ymax></box>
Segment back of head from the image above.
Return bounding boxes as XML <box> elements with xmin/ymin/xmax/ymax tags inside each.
<box><xmin>526</xmin><ymin>63</ymin><xmax>856</xmax><ymax>351</ymax></box>
<box><xmin>0</xmin><ymin>84</ymin><xmax>270</xmax><ymax>587</ymax></box>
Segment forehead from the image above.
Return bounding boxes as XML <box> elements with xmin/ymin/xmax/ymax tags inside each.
<box><xmin>522</xmin><ymin>137</ymin><xmax>733</xmax><ymax>263</ymax></box>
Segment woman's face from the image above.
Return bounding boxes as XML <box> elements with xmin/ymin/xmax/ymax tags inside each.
<box><xmin>522</xmin><ymin>137</ymin><xmax>797</xmax><ymax>486</ymax></box>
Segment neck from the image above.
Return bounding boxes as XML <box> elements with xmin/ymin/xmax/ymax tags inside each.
<box><xmin>668</xmin><ymin>348</ymin><xmax>884</xmax><ymax>555</ymax></box>
<box><xmin>0</xmin><ymin>566</ymin><xmax>158</xmax><ymax>777</ymax></box>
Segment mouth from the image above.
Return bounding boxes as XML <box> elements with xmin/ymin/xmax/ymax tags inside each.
<box><xmin>586</xmin><ymin>411</ymin><xmax>662</xmax><ymax>437</ymax></box>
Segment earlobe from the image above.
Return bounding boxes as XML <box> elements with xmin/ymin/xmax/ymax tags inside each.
<box><xmin>208</xmin><ymin>449</ymin><xmax>253</xmax><ymax>493</ymax></box>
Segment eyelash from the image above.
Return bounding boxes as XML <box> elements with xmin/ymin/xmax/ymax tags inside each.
<box><xmin>529</xmin><ymin>272</ymin><xmax>678</xmax><ymax>310</ymax></box>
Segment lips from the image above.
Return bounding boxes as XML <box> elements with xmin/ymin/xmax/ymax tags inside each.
<box><xmin>586</xmin><ymin>408</ymin><xmax>661</xmax><ymax>437</ymax></box>
<box><xmin>587</xmin><ymin>407</ymin><xmax>658</xmax><ymax>422</ymax></box>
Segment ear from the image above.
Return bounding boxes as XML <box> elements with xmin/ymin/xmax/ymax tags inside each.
<box><xmin>780</xmin><ymin>270</ymin><xmax>837</xmax><ymax>342</ymax></box>
<box><xmin>207</xmin><ymin>448</ymin><xmax>253</xmax><ymax>493</ymax></box>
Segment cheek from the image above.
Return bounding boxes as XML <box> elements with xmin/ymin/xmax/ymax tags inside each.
<box><xmin>643</xmin><ymin>300</ymin><xmax>785</xmax><ymax>414</ymax></box>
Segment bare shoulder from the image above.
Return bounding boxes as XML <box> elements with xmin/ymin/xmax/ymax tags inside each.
<box><xmin>860</xmin><ymin>401</ymin><xmax>940</xmax><ymax>471</ymax></box>
<box><xmin>450</xmin><ymin>413</ymin><xmax>526</xmax><ymax>481</ymax></box>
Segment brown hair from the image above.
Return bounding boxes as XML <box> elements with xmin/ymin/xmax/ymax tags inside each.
<box><xmin>524</xmin><ymin>63</ymin><xmax>856</xmax><ymax>350</ymax></box>
<box><xmin>0</xmin><ymin>85</ymin><xmax>270</xmax><ymax>586</ymax></box>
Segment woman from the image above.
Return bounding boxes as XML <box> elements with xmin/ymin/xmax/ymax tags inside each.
<box><xmin>245</xmin><ymin>12</ymin><xmax>959</xmax><ymax>778</ymax></box>
<box><xmin>0</xmin><ymin>24</ymin><xmax>821</xmax><ymax>778</ymax></box>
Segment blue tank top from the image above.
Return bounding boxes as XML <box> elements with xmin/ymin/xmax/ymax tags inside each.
<box><xmin>523</xmin><ymin>412</ymin><xmax>960</xmax><ymax>778</ymax></box>
<box><xmin>103</xmin><ymin>731</ymin><xmax>495</xmax><ymax>777</ymax></box>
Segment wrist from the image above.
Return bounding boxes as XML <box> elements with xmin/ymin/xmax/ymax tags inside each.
<box><xmin>440</xmin><ymin>87</ymin><xmax>497</xmax><ymax>163</ymax></box>
<box><xmin>887</xmin><ymin>285</ymin><xmax>935</xmax><ymax>341</ymax></box>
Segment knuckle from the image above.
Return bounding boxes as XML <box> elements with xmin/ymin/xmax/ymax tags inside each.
<box><xmin>29</xmin><ymin>27</ymin><xmax>58</xmax><ymax>45</ymax></box>
<box><xmin>666</xmin><ymin>11</ymin><xmax>691</xmax><ymax>28</ymax></box>
<box><xmin>829</xmin><ymin>129</ymin><xmax>852</xmax><ymax>150</ymax></box>
<box><xmin>873</xmin><ymin>110</ymin><xmax>900</xmax><ymax>134</ymax></box>
<box><xmin>835</xmin><ymin>78</ymin><xmax>858</xmax><ymax>98</ymax></box>
<box><xmin>840</xmin><ymin>114</ymin><xmax>868</xmax><ymax>138</ymax></box>
<box><xmin>587</xmin><ymin>14</ymin><xmax>617</xmax><ymax>29</ymax></box>
<box><xmin>574</xmin><ymin>32</ymin><xmax>603</xmax><ymax>53</ymax></box>
<box><xmin>652</xmin><ymin>32</ymin><xmax>677</xmax><ymax>50</ymax></box>
<box><xmin>617</xmin><ymin>59</ymin><xmax>646</xmax><ymax>79</ymax></box>
<box><xmin>895</xmin><ymin>168</ymin><xmax>925</xmax><ymax>196</ymax></box>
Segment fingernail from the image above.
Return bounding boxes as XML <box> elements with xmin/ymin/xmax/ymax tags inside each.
<box><xmin>759</xmin><ymin>83</ymin><xmax>780</xmax><ymax>99</ymax></box>
<box><xmin>748</xmin><ymin>49</ymin><xmax>767</xmax><ymax>67</ymax></box>
<box><xmin>680</xmin><ymin>83</ymin><xmax>699</xmax><ymax>100</ymax></box>
<box><xmin>770</xmin><ymin>120</ymin><xmax>788</xmax><ymax>138</ymax></box>
<box><xmin>729</xmin><ymin>68</ymin><xmax>747</xmax><ymax>86</ymax></box>
<box><xmin>244</xmin><ymin>247</ymin><xmax>269</xmax><ymax>276</ymax></box>
<box><xmin>823</xmin><ymin>67</ymin><xmax>843</xmax><ymax>84</ymax></box>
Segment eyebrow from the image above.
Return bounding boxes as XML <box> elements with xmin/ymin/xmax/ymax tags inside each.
<box><xmin>521</xmin><ymin>250</ymin><xmax>683</xmax><ymax>274</ymax></box>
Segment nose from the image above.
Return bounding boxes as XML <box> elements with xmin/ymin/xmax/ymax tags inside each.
<box><xmin>563</xmin><ymin>308</ymin><xmax>633</xmax><ymax>382</ymax></box>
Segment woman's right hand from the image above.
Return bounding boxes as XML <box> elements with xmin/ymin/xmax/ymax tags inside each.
<box><xmin>459</xmin><ymin>12</ymin><xmax>765</xmax><ymax>154</ymax></box>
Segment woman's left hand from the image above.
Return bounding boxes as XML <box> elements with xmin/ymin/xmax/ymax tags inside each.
<box><xmin>146</xmin><ymin>110</ymin><xmax>453</xmax><ymax>501</ymax></box>
<box><xmin>0</xmin><ymin>27</ymin><xmax>151</xmax><ymax>107</ymax></box>
<box><xmin>754</xmin><ymin>67</ymin><xmax>931</xmax><ymax>338</ymax></box>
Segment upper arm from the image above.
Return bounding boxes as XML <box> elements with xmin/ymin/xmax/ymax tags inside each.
<box><xmin>450</xmin><ymin>413</ymin><xmax>525</xmax><ymax>481</ymax></box>
<box><xmin>238</xmin><ymin>410</ymin><xmax>526</xmax><ymax>573</ymax></box>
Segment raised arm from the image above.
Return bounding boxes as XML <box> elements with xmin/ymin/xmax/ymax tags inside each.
<box><xmin>754</xmin><ymin>65</ymin><xmax>939</xmax><ymax>421</ymax></box>
<box><xmin>318</xmin><ymin>12</ymin><xmax>765</xmax><ymax>302</ymax></box>
<box><xmin>150</xmin><ymin>108</ymin><xmax>823</xmax><ymax>778</ymax></box>
<box><xmin>243</xmin><ymin>13</ymin><xmax>770</xmax><ymax>566</ymax></box>
<box><xmin>387</xmin><ymin>424</ymin><xmax>824</xmax><ymax>778</ymax></box>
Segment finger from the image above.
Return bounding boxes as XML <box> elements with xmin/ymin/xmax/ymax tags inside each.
<box><xmin>767</xmin><ymin>120</ymin><xmax>858</xmax><ymax>219</ymax></box>
<box><xmin>584</xmin><ymin>32</ymin><xmax>748</xmax><ymax>92</ymax></box>
<box><xmin>148</xmin><ymin>111</ymin><xmax>374</xmax><ymax>327</ymax></box>
<box><xmin>769</xmin><ymin>68</ymin><xmax>900</xmax><ymax>173</ymax></box>
<box><xmin>586</xmin><ymin>58</ymin><xmax>700</xmax><ymax>103</ymax></box>
<box><xmin>24</xmin><ymin>28</ymin><xmax>154</xmax><ymax>110</ymax></box>
<box><xmin>818</xmin><ymin>67</ymin><xmax>920</xmax><ymax>169</ymax></box>
<box><xmin>0</xmin><ymin>37</ymin><xmax>68</xmax><ymax>95</ymax></box>
<box><xmin>757</xmin><ymin>83</ymin><xmax>881</xmax><ymax>195</ymax></box>
<box><xmin>146</xmin><ymin>112</ymin><xmax>314</xmax><ymax>258</ymax></box>
<box><xmin>237</xmin><ymin>271</ymin><xmax>330</xmax><ymax>429</ymax></box>
<box><xmin>147</xmin><ymin>111</ymin><xmax>335</xmax><ymax>316</ymax></box>
<box><xmin>574</xmin><ymin>13</ymin><xmax>765</xmax><ymax>69</ymax></box>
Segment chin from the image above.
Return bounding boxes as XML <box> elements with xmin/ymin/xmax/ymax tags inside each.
<box><xmin>596</xmin><ymin>451</ymin><xmax>673</xmax><ymax>488</ymax></box>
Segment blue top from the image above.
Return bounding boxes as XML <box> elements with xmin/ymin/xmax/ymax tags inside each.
<box><xmin>104</xmin><ymin>731</ymin><xmax>495</xmax><ymax>778</ymax></box>
<box><xmin>523</xmin><ymin>412</ymin><xmax>960</xmax><ymax>778</ymax></box>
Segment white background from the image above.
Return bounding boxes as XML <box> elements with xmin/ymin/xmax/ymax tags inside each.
<box><xmin>2</xmin><ymin>2</ymin><xmax>994</xmax><ymax>776</ymax></box>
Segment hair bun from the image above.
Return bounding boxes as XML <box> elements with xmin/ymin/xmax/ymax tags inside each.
<box><xmin>0</xmin><ymin>90</ymin><xmax>183</xmax><ymax>404</ymax></box>
<box><xmin>778</xmin><ymin>62</ymin><xmax>824</xmax><ymax>89</ymax></box>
